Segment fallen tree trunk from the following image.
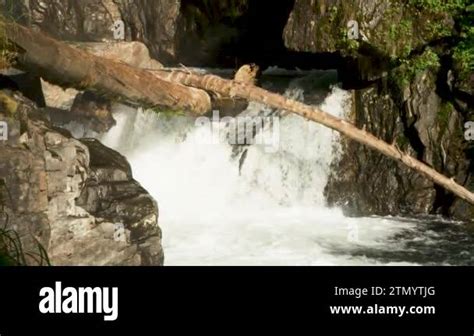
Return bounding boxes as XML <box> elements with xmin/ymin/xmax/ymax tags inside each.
<box><xmin>153</xmin><ymin>69</ymin><xmax>474</xmax><ymax>205</ymax></box>
<box><xmin>68</xmin><ymin>42</ymin><xmax>249</xmax><ymax>117</ymax></box>
<box><xmin>2</xmin><ymin>20</ymin><xmax>211</xmax><ymax>115</ymax></box>
<box><xmin>2</xmin><ymin>20</ymin><xmax>473</xmax><ymax>206</ymax></box>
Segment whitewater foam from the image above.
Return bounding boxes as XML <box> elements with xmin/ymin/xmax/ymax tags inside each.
<box><xmin>101</xmin><ymin>79</ymin><xmax>464</xmax><ymax>266</ymax></box>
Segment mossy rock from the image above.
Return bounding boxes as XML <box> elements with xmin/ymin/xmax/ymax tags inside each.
<box><xmin>285</xmin><ymin>0</ymin><xmax>457</xmax><ymax>57</ymax></box>
<box><xmin>0</xmin><ymin>91</ymin><xmax>18</xmax><ymax>116</ymax></box>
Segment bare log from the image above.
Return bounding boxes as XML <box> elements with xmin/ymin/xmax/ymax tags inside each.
<box><xmin>3</xmin><ymin>20</ymin><xmax>211</xmax><ymax>115</ymax></box>
<box><xmin>2</xmin><ymin>19</ymin><xmax>472</xmax><ymax>205</ymax></box>
<box><xmin>153</xmin><ymin>69</ymin><xmax>474</xmax><ymax>205</ymax></box>
<box><xmin>69</xmin><ymin>42</ymin><xmax>249</xmax><ymax>117</ymax></box>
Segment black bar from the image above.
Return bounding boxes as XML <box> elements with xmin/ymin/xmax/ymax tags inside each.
<box><xmin>0</xmin><ymin>267</ymin><xmax>473</xmax><ymax>335</ymax></box>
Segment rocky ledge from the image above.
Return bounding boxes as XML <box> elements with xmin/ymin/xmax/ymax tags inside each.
<box><xmin>0</xmin><ymin>90</ymin><xmax>163</xmax><ymax>266</ymax></box>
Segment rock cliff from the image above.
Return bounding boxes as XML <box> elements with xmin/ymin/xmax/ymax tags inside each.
<box><xmin>280</xmin><ymin>0</ymin><xmax>473</xmax><ymax>219</ymax></box>
<box><xmin>0</xmin><ymin>90</ymin><xmax>163</xmax><ymax>265</ymax></box>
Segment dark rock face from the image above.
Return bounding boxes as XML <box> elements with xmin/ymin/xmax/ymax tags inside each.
<box><xmin>284</xmin><ymin>0</ymin><xmax>450</xmax><ymax>53</ymax></box>
<box><xmin>326</xmin><ymin>68</ymin><xmax>471</xmax><ymax>218</ymax></box>
<box><xmin>281</xmin><ymin>1</ymin><xmax>472</xmax><ymax>220</ymax></box>
<box><xmin>77</xmin><ymin>139</ymin><xmax>163</xmax><ymax>266</ymax></box>
<box><xmin>326</xmin><ymin>82</ymin><xmax>436</xmax><ymax>215</ymax></box>
<box><xmin>451</xmin><ymin>175</ymin><xmax>474</xmax><ymax>221</ymax></box>
<box><xmin>0</xmin><ymin>90</ymin><xmax>163</xmax><ymax>265</ymax></box>
<box><xmin>175</xmin><ymin>0</ymin><xmax>296</xmax><ymax>67</ymax></box>
<box><xmin>283</xmin><ymin>0</ymin><xmax>455</xmax><ymax>81</ymax></box>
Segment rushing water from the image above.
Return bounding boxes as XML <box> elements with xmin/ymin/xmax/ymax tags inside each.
<box><xmin>101</xmin><ymin>70</ymin><xmax>474</xmax><ymax>266</ymax></box>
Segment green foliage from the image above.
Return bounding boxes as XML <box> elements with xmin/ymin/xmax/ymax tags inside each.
<box><xmin>453</xmin><ymin>40</ymin><xmax>474</xmax><ymax>78</ymax></box>
<box><xmin>399</xmin><ymin>19</ymin><xmax>413</xmax><ymax>36</ymax></box>
<box><xmin>388</xmin><ymin>18</ymin><xmax>413</xmax><ymax>43</ymax></box>
<box><xmin>399</xmin><ymin>0</ymin><xmax>460</xmax><ymax>48</ymax></box>
<box><xmin>345</xmin><ymin>39</ymin><xmax>360</xmax><ymax>52</ymax></box>
<box><xmin>452</xmin><ymin>6</ymin><xmax>474</xmax><ymax>78</ymax></box>
<box><xmin>0</xmin><ymin>91</ymin><xmax>18</xmax><ymax>115</ymax></box>
<box><xmin>424</xmin><ymin>17</ymin><xmax>453</xmax><ymax>39</ymax></box>
<box><xmin>329</xmin><ymin>5</ymin><xmax>338</xmax><ymax>23</ymax></box>
<box><xmin>394</xmin><ymin>48</ymin><xmax>440</xmax><ymax>87</ymax></box>
<box><xmin>393</xmin><ymin>19</ymin><xmax>414</xmax><ymax>58</ymax></box>
<box><xmin>151</xmin><ymin>107</ymin><xmax>186</xmax><ymax>118</ymax></box>
<box><xmin>337</xmin><ymin>27</ymin><xmax>360</xmax><ymax>56</ymax></box>
<box><xmin>387</xmin><ymin>0</ymin><xmax>472</xmax><ymax>88</ymax></box>
<box><xmin>408</xmin><ymin>0</ymin><xmax>468</xmax><ymax>13</ymax></box>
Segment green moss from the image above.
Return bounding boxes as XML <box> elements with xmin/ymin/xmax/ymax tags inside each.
<box><xmin>453</xmin><ymin>46</ymin><xmax>474</xmax><ymax>78</ymax></box>
<box><xmin>0</xmin><ymin>91</ymin><xmax>18</xmax><ymax>116</ymax></box>
<box><xmin>395</xmin><ymin>19</ymin><xmax>414</xmax><ymax>58</ymax></box>
<box><xmin>389</xmin><ymin>24</ymin><xmax>397</xmax><ymax>41</ymax></box>
<box><xmin>151</xmin><ymin>107</ymin><xmax>186</xmax><ymax>118</ymax></box>
<box><xmin>387</xmin><ymin>19</ymin><xmax>413</xmax><ymax>47</ymax></box>
<box><xmin>328</xmin><ymin>5</ymin><xmax>338</xmax><ymax>23</ymax></box>
<box><xmin>337</xmin><ymin>27</ymin><xmax>361</xmax><ymax>56</ymax></box>
<box><xmin>405</xmin><ymin>0</ymin><xmax>473</xmax><ymax>80</ymax></box>
<box><xmin>369</xmin><ymin>0</ymin><xmax>471</xmax><ymax>64</ymax></box>
<box><xmin>408</xmin><ymin>0</ymin><xmax>467</xmax><ymax>13</ymax></box>
<box><xmin>452</xmin><ymin>24</ymin><xmax>474</xmax><ymax>79</ymax></box>
<box><xmin>399</xmin><ymin>19</ymin><xmax>413</xmax><ymax>36</ymax></box>
<box><xmin>425</xmin><ymin>18</ymin><xmax>452</xmax><ymax>39</ymax></box>
<box><xmin>392</xmin><ymin>48</ymin><xmax>441</xmax><ymax>88</ymax></box>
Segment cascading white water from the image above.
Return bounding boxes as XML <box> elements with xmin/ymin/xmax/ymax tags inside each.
<box><xmin>100</xmin><ymin>75</ymin><xmax>461</xmax><ymax>266</ymax></box>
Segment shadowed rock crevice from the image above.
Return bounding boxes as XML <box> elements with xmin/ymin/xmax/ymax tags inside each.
<box><xmin>176</xmin><ymin>0</ymin><xmax>347</xmax><ymax>69</ymax></box>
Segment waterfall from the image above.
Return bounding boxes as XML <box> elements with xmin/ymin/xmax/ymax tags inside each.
<box><xmin>100</xmin><ymin>72</ymin><xmax>469</xmax><ymax>266</ymax></box>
